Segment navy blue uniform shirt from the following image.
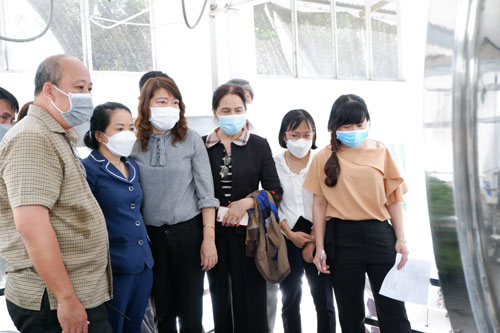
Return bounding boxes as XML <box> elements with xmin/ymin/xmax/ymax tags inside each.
<box><xmin>83</xmin><ymin>150</ymin><xmax>154</xmax><ymax>274</ymax></box>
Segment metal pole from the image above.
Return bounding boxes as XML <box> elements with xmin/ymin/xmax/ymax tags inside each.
<box><xmin>330</xmin><ymin>0</ymin><xmax>338</xmax><ymax>78</ymax></box>
<box><xmin>291</xmin><ymin>0</ymin><xmax>299</xmax><ymax>77</ymax></box>
<box><xmin>209</xmin><ymin>0</ymin><xmax>219</xmax><ymax>91</ymax></box>
<box><xmin>0</xmin><ymin>0</ymin><xmax>8</xmax><ymax>70</ymax></box>
<box><xmin>149</xmin><ymin>0</ymin><xmax>158</xmax><ymax>70</ymax></box>
<box><xmin>80</xmin><ymin>0</ymin><xmax>93</xmax><ymax>71</ymax></box>
<box><xmin>364</xmin><ymin>0</ymin><xmax>373</xmax><ymax>79</ymax></box>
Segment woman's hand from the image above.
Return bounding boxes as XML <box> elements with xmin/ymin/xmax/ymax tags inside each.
<box><xmin>302</xmin><ymin>241</ymin><xmax>315</xmax><ymax>263</ymax></box>
<box><xmin>222</xmin><ymin>198</ymin><xmax>253</xmax><ymax>226</ymax></box>
<box><xmin>395</xmin><ymin>239</ymin><xmax>409</xmax><ymax>269</ymax></box>
<box><xmin>200</xmin><ymin>239</ymin><xmax>218</xmax><ymax>271</ymax></box>
<box><xmin>290</xmin><ymin>231</ymin><xmax>313</xmax><ymax>249</ymax></box>
<box><xmin>313</xmin><ymin>247</ymin><xmax>330</xmax><ymax>274</ymax></box>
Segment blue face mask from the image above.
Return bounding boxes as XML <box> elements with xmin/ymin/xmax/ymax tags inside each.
<box><xmin>336</xmin><ymin>128</ymin><xmax>368</xmax><ymax>148</ymax></box>
<box><xmin>218</xmin><ymin>114</ymin><xmax>246</xmax><ymax>136</ymax></box>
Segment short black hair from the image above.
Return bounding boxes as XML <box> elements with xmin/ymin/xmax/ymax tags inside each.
<box><xmin>83</xmin><ymin>102</ymin><xmax>131</xmax><ymax>150</ymax></box>
<box><xmin>139</xmin><ymin>71</ymin><xmax>174</xmax><ymax>92</ymax></box>
<box><xmin>34</xmin><ymin>55</ymin><xmax>64</xmax><ymax>96</ymax></box>
<box><xmin>278</xmin><ymin>109</ymin><xmax>317</xmax><ymax>149</ymax></box>
<box><xmin>0</xmin><ymin>87</ymin><xmax>19</xmax><ymax>113</ymax></box>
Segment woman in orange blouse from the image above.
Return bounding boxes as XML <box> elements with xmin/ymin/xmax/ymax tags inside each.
<box><xmin>304</xmin><ymin>94</ymin><xmax>411</xmax><ymax>333</ymax></box>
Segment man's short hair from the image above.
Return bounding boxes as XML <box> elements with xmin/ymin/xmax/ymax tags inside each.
<box><xmin>0</xmin><ymin>87</ymin><xmax>19</xmax><ymax>113</ymax></box>
<box><xmin>226</xmin><ymin>78</ymin><xmax>254</xmax><ymax>99</ymax></box>
<box><xmin>34</xmin><ymin>55</ymin><xmax>65</xmax><ymax>96</ymax></box>
<box><xmin>139</xmin><ymin>71</ymin><xmax>174</xmax><ymax>92</ymax></box>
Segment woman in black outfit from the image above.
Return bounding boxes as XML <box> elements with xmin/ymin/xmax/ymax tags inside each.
<box><xmin>204</xmin><ymin>84</ymin><xmax>282</xmax><ymax>333</ymax></box>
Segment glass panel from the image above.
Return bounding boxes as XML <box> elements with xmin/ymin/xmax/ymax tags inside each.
<box><xmin>254</xmin><ymin>1</ymin><xmax>294</xmax><ymax>76</ymax></box>
<box><xmin>4</xmin><ymin>0</ymin><xmax>83</xmax><ymax>71</ymax></box>
<box><xmin>297</xmin><ymin>0</ymin><xmax>334</xmax><ymax>77</ymax></box>
<box><xmin>475</xmin><ymin>0</ymin><xmax>500</xmax><ymax>326</ymax></box>
<box><xmin>371</xmin><ymin>0</ymin><xmax>398</xmax><ymax>80</ymax></box>
<box><xmin>335</xmin><ymin>0</ymin><xmax>367</xmax><ymax>79</ymax></box>
<box><xmin>89</xmin><ymin>0</ymin><xmax>153</xmax><ymax>72</ymax></box>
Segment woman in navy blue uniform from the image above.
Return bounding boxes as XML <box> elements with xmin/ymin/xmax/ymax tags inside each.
<box><xmin>82</xmin><ymin>102</ymin><xmax>154</xmax><ymax>333</ymax></box>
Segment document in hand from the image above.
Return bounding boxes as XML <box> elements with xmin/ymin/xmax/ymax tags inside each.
<box><xmin>217</xmin><ymin>206</ymin><xmax>249</xmax><ymax>226</ymax></box>
<box><xmin>379</xmin><ymin>253</ymin><xmax>432</xmax><ymax>305</ymax></box>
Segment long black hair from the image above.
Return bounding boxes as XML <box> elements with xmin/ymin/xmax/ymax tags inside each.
<box><xmin>83</xmin><ymin>102</ymin><xmax>131</xmax><ymax>150</ymax></box>
<box><xmin>324</xmin><ymin>94</ymin><xmax>370</xmax><ymax>187</ymax></box>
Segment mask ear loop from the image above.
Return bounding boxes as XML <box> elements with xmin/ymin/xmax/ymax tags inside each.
<box><xmin>48</xmin><ymin>84</ymin><xmax>70</xmax><ymax>114</ymax></box>
<box><xmin>52</xmin><ymin>85</ymin><xmax>69</xmax><ymax>97</ymax></box>
<box><xmin>97</xmin><ymin>131</ymin><xmax>109</xmax><ymax>145</ymax></box>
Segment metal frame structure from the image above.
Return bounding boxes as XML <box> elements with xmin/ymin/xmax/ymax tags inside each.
<box><xmin>209</xmin><ymin>0</ymin><xmax>402</xmax><ymax>80</ymax></box>
<box><xmin>0</xmin><ymin>0</ymin><xmax>157</xmax><ymax>73</ymax></box>
<box><xmin>424</xmin><ymin>0</ymin><xmax>500</xmax><ymax>331</ymax></box>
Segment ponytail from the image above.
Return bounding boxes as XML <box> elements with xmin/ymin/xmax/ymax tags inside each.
<box><xmin>324</xmin><ymin>133</ymin><xmax>341</xmax><ymax>187</ymax></box>
<box><xmin>84</xmin><ymin>130</ymin><xmax>99</xmax><ymax>150</ymax></box>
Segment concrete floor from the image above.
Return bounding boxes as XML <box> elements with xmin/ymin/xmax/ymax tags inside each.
<box><xmin>1</xmin><ymin>276</ymin><xmax>452</xmax><ymax>333</ymax></box>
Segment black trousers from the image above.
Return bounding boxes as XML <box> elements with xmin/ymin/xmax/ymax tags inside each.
<box><xmin>147</xmin><ymin>215</ymin><xmax>204</xmax><ymax>333</ymax></box>
<box><xmin>6</xmin><ymin>290</ymin><xmax>112</xmax><ymax>333</ymax></box>
<box><xmin>280</xmin><ymin>237</ymin><xmax>336</xmax><ymax>333</ymax></box>
<box><xmin>207</xmin><ymin>225</ymin><xmax>268</xmax><ymax>333</ymax></box>
<box><xmin>327</xmin><ymin>219</ymin><xmax>411</xmax><ymax>333</ymax></box>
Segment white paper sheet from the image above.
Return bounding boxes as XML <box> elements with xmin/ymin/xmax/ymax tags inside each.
<box><xmin>379</xmin><ymin>253</ymin><xmax>432</xmax><ymax>305</ymax></box>
<box><xmin>216</xmin><ymin>206</ymin><xmax>249</xmax><ymax>226</ymax></box>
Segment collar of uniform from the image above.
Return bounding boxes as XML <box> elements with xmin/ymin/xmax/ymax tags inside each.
<box><xmin>27</xmin><ymin>104</ymin><xmax>66</xmax><ymax>134</ymax></box>
<box><xmin>89</xmin><ymin>149</ymin><xmax>130</xmax><ymax>164</ymax></box>
<box><xmin>205</xmin><ymin>128</ymin><xmax>250</xmax><ymax>148</ymax></box>
<box><xmin>89</xmin><ymin>149</ymin><xmax>136</xmax><ymax>183</ymax></box>
<box><xmin>89</xmin><ymin>149</ymin><xmax>107</xmax><ymax>163</ymax></box>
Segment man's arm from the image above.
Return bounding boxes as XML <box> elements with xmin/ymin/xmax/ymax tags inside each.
<box><xmin>14</xmin><ymin>205</ymin><xmax>89</xmax><ymax>333</ymax></box>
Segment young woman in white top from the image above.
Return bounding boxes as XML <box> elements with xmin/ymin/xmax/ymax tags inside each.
<box><xmin>275</xmin><ymin>110</ymin><xmax>336</xmax><ymax>333</ymax></box>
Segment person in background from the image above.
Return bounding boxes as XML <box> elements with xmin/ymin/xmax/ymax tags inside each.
<box><xmin>204</xmin><ymin>83</ymin><xmax>282</xmax><ymax>333</ymax></box>
<box><xmin>83</xmin><ymin>102</ymin><xmax>154</xmax><ymax>333</ymax></box>
<box><xmin>226</xmin><ymin>78</ymin><xmax>254</xmax><ymax>105</ymax></box>
<box><xmin>131</xmin><ymin>77</ymin><xmax>219</xmax><ymax>333</ymax></box>
<box><xmin>139</xmin><ymin>71</ymin><xmax>174</xmax><ymax>92</ymax></box>
<box><xmin>305</xmin><ymin>94</ymin><xmax>411</xmax><ymax>332</ymax></box>
<box><xmin>0</xmin><ymin>87</ymin><xmax>19</xmax><ymax>141</ymax></box>
<box><xmin>0</xmin><ymin>54</ymin><xmax>112</xmax><ymax>332</ymax></box>
<box><xmin>275</xmin><ymin>109</ymin><xmax>336</xmax><ymax>333</ymax></box>
<box><xmin>0</xmin><ymin>86</ymin><xmax>18</xmax><ymax>125</ymax></box>
<box><xmin>226</xmin><ymin>78</ymin><xmax>257</xmax><ymax>134</ymax></box>
<box><xmin>16</xmin><ymin>101</ymin><xmax>33</xmax><ymax>123</ymax></box>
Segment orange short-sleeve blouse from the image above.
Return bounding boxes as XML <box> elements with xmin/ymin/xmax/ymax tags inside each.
<box><xmin>303</xmin><ymin>142</ymin><xmax>407</xmax><ymax>221</ymax></box>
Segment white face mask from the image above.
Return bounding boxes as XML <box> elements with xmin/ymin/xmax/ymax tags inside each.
<box><xmin>50</xmin><ymin>85</ymin><xmax>94</xmax><ymax>127</ymax></box>
<box><xmin>104</xmin><ymin>130</ymin><xmax>137</xmax><ymax>157</ymax></box>
<box><xmin>150</xmin><ymin>107</ymin><xmax>180</xmax><ymax>131</ymax></box>
<box><xmin>286</xmin><ymin>138</ymin><xmax>312</xmax><ymax>158</ymax></box>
